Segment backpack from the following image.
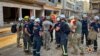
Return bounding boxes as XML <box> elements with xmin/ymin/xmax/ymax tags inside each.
<box><xmin>60</xmin><ymin>22</ymin><xmax>70</xmax><ymax>35</ymax></box>
<box><xmin>11</xmin><ymin>24</ymin><xmax>17</xmax><ymax>33</ymax></box>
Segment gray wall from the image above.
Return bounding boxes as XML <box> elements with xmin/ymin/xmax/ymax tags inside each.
<box><xmin>0</xmin><ymin>5</ymin><xmax>4</xmax><ymax>26</ymax></box>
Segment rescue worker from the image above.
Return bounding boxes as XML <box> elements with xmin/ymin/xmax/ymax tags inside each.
<box><xmin>29</xmin><ymin>16</ymin><xmax>35</xmax><ymax>45</ymax></box>
<box><xmin>17</xmin><ymin>17</ymin><xmax>23</xmax><ymax>47</ymax></box>
<box><xmin>33</xmin><ymin>18</ymin><xmax>43</xmax><ymax>56</ymax></box>
<box><xmin>89</xmin><ymin>17</ymin><xmax>99</xmax><ymax>52</ymax></box>
<box><xmin>54</xmin><ymin>17</ymin><xmax>61</xmax><ymax>49</ymax></box>
<box><xmin>68</xmin><ymin>16</ymin><xmax>84</xmax><ymax>55</ymax></box>
<box><xmin>50</xmin><ymin>16</ymin><xmax>54</xmax><ymax>42</ymax></box>
<box><xmin>55</xmin><ymin>14</ymin><xmax>70</xmax><ymax>56</ymax></box>
<box><xmin>39</xmin><ymin>16</ymin><xmax>45</xmax><ymax>27</ymax></box>
<box><xmin>42</xmin><ymin>16</ymin><xmax>53</xmax><ymax>50</ymax></box>
<box><xmin>23</xmin><ymin>16</ymin><xmax>31</xmax><ymax>53</ymax></box>
<box><xmin>67</xmin><ymin>16</ymin><xmax>76</xmax><ymax>49</ymax></box>
<box><xmin>39</xmin><ymin>16</ymin><xmax>45</xmax><ymax>46</ymax></box>
<box><xmin>81</xmin><ymin>14</ymin><xmax>90</xmax><ymax>46</ymax></box>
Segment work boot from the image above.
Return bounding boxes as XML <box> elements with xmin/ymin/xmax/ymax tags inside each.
<box><xmin>80</xmin><ymin>52</ymin><xmax>84</xmax><ymax>56</ymax></box>
<box><xmin>50</xmin><ymin>39</ymin><xmax>53</xmax><ymax>43</ymax></box>
<box><xmin>24</xmin><ymin>49</ymin><xmax>29</xmax><ymax>52</ymax></box>
<box><xmin>62</xmin><ymin>54</ymin><xmax>68</xmax><ymax>56</ymax></box>
<box><xmin>93</xmin><ymin>50</ymin><xmax>97</xmax><ymax>52</ymax></box>
<box><xmin>17</xmin><ymin>44</ymin><xmax>22</xmax><ymax>48</ymax></box>
<box><xmin>46</xmin><ymin>48</ymin><xmax>50</xmax><ymax>51</ymax></box>
<box><xmin>56</xmin><ymin>45</ymin><xmax>60</xmax><ymax>49</ymax></box>
<box><xmin>71</xmin><ymin>52</ymin><xmax>78</xmax><ymax>55</ymax></box>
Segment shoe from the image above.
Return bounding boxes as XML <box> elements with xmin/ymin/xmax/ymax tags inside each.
<box><xmin>50</xmin><ymin>39</ymin><xmax>53</xmax><ymax>43</ymax></box>
<box><xmin>80</xmin><ymin>52</ymin><xmax>84</xmax><ymax>56</ymax></box>
<box><xmin>26</xmin><ymin>51</ymin><xmax>32</xmax><ymax>55</ymax></box>
<box><xmin>71</xmin><ymin>52</ymin><xmax>78</xmax><ymax>55</ymax></box>
<box><xmin>47</xmin><ymin>48</ymin><xmax>50</xmax><ymax>51</ymax></box>
<box><xmin>63</xmin><ymin>55</ymin><xmax>68</xmax><ymax>56</ymax></box>
<box><xmin>24</xmin><ymin>49</ymin><xmax>29</xmax><ymax>52</ymax></box>
<box><xmin>93</xmin><ymin>50</ymin><xmax>97</xmax><ymax>52</ymax></box>
<box><xmin>17</xmin><ymin>44</ymin><xmax>22</xmax><ymax>47</ymax></box>
<box><xmin>62</xmin><ymin>54</ymin><xmax>68</xmax><ymax>56</ymax></box>
<box><xmin>56</xmin><ymin>45</ymin><xmax>60</xmax><ymax>49</ymax></box>
<box><xmin>33</xmin><ymin>51</ymin><xmax>36</xmax><ymax>56</ymax></box>
<box><xmin>17</xmin><ymin>44</ymin><xmax>19</xmax><ymax>47</ymax></box>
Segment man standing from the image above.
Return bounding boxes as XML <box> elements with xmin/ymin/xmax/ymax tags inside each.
<box><xmin>17</xmin><ymin>18</ymin><xmax>23</xmax><ymax>47</ymax></box>
<box><xmin>81</xmin><ymin>14</ymin><xmax>90</xmax><ymax>46</ymax></box>
<box><xmin>74</xmin><ymin>16</ymin><xmax>84</xmax><ymax>55</ymax></box>
<box><xmin>55</xmin><ymin>14</ymin><xmax>70</xmax><ymax>56</ymax></box>
<box><xmin>54</xmin><ymin>17</ymin><xmax>61</xmax><ymax>49</ymax></box>
<box><xmin>42</xmin><ymin>16</ymin><xmax>53</xmax><ymax>50</ymax></box>
<box><xmin>69</xmin><ymin>16</ymin><xmax>84</xmax><ymax>55</ymax></box>
<box><xmin>29</xmin><ymin>16</ymin><xmax>35</xmax><ymax>45</ymax></box>
<box><xmin>89</xmin><ymin>17</ymin><xmax>99</xmax><ymax>52</ymax></box>
<box><xmin>33</xmin><ymin>18</ymin><xmax>43</xmax><ymax>56</ymax></box>
<box><xmin>23</xmin><ymin>16</ymin><xmax>31</xmax><ymax>53</ymax></box>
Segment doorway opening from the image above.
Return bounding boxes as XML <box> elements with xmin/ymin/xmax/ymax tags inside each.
<box><xmin>22</xmin><ymin>9</ymin><xmax>30</xmax><ymax>18</ymax></box>
<box><xmin>3</xmin><ymin>7</ymin><xmax>19</xmax><ymax>24</ymax></box>
<box><xmin>45</xmin><ymin>10</ymin><xmax>52</xmax><ymax>16</ymax></box>
<box><xmin>36</xmin><ymin>10</ymin><xmax>42</xmax><ymax>18</ymax></box>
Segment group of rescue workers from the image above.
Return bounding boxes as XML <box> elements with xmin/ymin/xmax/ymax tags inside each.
<box><xmin>15</xmin><ymin>14</ymin><xmax>100</xmax><ymax>56</ymax></box>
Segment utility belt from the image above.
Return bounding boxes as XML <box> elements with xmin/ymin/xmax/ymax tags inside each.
<box><xmin>43</xmin><ymin>30</ymin><xmax>49</xmax><ymax>31</ymax></box>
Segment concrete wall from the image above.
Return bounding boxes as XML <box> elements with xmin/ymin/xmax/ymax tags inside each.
<box><xmin>83</xmin><ymin>1</ymin><xmax>90</xmax><ymax>13</ymax></box>
<box><xmin>0</xmin><ymin>4</ymin><xmax>4</xmax><ymax>26</ymax></box>
<box><xmin>0</xmin><ymin>2</ymin><xmax>43</xmax><ymax>26</ymax></box>
<box><xmin>0</xmin><ymin>1</ymin><xmax>60</xmax><ymax>26</ymax></box>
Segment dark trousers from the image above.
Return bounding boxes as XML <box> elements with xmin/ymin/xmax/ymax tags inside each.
<box><xmin>94</xmin><ymin>39</ymin><xmax>98</xmax><ymax>50</ymax></box>
<box><xmin>61</xmin><ymin>33</ymin><xmax>68</xmax><ymax>56</ymax></box>
<box><xmin>30</xmin><ymin>34</ymin><xmax>33</xmax><ymax>44</ymax></box>
<box><xmin>88</xmin><ymin>38</ymin><xmax>98</xmax><ymax>50</ymax></box>
<box><xmin>81</xmin><ymin>31</ymin><xmax>89</xmax><ymax>46</ymax></box>
<box><xmin>56</xmin><ymin>32</ymin><xmax>61</xmax><ymax>45</ymax></box>
<box><xmin>33</xmin><ymin>36</ymin><xmax>42</xmax><ymax>56</ymax></box>
<box><xmin>50</xmin><ymin>30</ymin><xmax>53</xmax><ymax>42</ymax></box>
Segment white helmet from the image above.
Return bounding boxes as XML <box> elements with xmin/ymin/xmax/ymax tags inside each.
<box><xmin>57</xmin><ymin>17</ymin><xmax>60</xmax><ymax>21</ymax></box>
<box><xmin>68</xmin><ymin>16</ymin><xmax>75</xmax><ymax>20</ymax></box>
<box><xmin>69</xmin><ymin>15</ymin><xmax>80</xmax><ymax>20</ymax></box>
<box><xmin>18</xmin><ymin>17</ymin><xmax>23</xmax><ymax>21</ymax></box>
<box><xmin>83</xmin><ymin>14</ymin><xmax>87</xmax><ymax>18</ymax></box>
<box><xmin>30</xmin><ymin>16</ymin><xmax>35</xmax><ymax>20</ymax></box>
<box><xmin>35</xmin><ymin>18</ymin><xmax>40</xmax><ymax>22</ymax></box>
<box><xmin>94</xmin><ymin>16</ymin><xmax>99</xmax><ymax>20</ymax></box>
<box><xmin>60</xmin><ymin>14</ymin><xmax>65</xmax><ymax>18</ymax></box>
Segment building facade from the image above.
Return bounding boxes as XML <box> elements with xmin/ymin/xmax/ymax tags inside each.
<box><xmin>90</xmin><ymin>0</ymin><xmax>100</xmax><ymax>14</ymax></box>
<box><xmin>75</xmin><ymin>0</ymin><xmax>84</xmax><ymax>17</ymax></box>
<box><xmin>0</xmin><ymin>0</ymin><xmax>62</xmax><ymax>26</ymax></box>
<box><xmin>82</xmin><ymin>0</ymin><xmax>90</xmax><ymax>13</ymax></box>
<box><xmin>0</xmin><ymin>0</ymin><xmax>84</xmax><ymax>26</ymax></box>
<box><xmin>63</xmin><ymin>0</ymin><xmax>75</xmax><ymax>17</ymax></box>
<box><xmin>62</xmin><ymin>0</ymin><xmax>83</xmax><ymax>17</ymax></box>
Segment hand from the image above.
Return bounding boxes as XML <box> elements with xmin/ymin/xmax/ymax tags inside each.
<box><xmin>39</xmin><ymin>32</ymin><xmax>43</xmax><ymax>36</ymax></box>
<box><xmin>29</xmin><ymin>34</ymin><xmax>31</xmax><ymax>37</ymax></box>
<box><xmin>55</xmin><ymin>27</ymin><xmax>60</xmax><ymax>31</ymax></box>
